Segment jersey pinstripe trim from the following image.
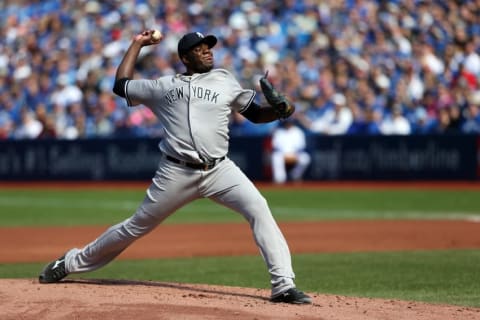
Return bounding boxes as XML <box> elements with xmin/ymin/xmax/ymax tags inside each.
<box><xmin>238</xmin><ymin>91</ymin><xmax>256</xmax><ymax>114</ymax></box>
<box><xmin>124</xmin><ymin>80</ymin><xmax>133</xmax><ymax>106</ymax></box>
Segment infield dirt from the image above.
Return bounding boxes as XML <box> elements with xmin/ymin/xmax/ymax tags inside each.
<box><xmin>1</xmin><ymin>219</ymin><xmax>480</xmax><ymax>319</ymax></box>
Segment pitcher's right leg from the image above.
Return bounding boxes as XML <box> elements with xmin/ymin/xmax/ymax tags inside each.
<box><xmin>39</xmin><ymin>204</ymin><xmax>157</xmax><ymax>283</ymax></box>
<box><xmin>42</xmin><ymin>158</ymin><xmax>202</xmax><ymax>279</ymax></box>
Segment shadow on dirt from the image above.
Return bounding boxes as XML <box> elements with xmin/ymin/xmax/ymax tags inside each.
<box><xmin>63</xmin><ymin>278</ymin><xmax>270</xmax><ymax>302</ymax></box>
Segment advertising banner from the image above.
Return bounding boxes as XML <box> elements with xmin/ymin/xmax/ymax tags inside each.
<box><xmin>0</xmin><ymin>135</ymin><xmax>477</xmax><ymax>181</ymax></box>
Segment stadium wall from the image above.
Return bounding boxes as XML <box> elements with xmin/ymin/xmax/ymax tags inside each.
<box><xmin>0</xmin><ymin>135</ymin><xmax>478</xmax><ymax>181</ymax></box>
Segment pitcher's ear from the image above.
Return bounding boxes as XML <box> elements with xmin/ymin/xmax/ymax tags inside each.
<box><xmin>180</xmin><ymin>53</ymin><xmax>190</xmax><ymax>65</ymax></box>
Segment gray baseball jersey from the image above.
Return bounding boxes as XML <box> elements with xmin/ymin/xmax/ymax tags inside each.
<box><xmin>125</xmin><ymin>69</ymin><xmax>255</xmax><ymax>163</ymax></box>
<box><xmin>62</xmin><ymin>68</ymin><xmax>297</xmax><ymax>297</ymax></box>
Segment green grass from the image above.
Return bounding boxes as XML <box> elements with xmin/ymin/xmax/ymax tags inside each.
<box><xmin>294</xmin><ymin>250</ymin><xmax>480</xmax><ymax>307</ymax></box>
<box><xmin>2</xmin><ymin>250</ymin><xmax>479</xmax><ymax>307</ymax></box>
<box><xmin>0</xmin><ymin>188</ymin><xmax>479</xmax><ymax>226</ymax></box>
<box><xmin>1</xmin><ymin>186</ymin><xmax>479</xmax><ymax>307</ymax></box>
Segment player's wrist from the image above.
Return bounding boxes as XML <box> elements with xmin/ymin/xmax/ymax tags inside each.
<box><xmin>130</xmin><ymin>39</ymin><xmax>144</xmax><ymax>48</ymax></box>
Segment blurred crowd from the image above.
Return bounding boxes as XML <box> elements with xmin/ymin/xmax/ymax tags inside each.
<box><xmin>0</xmin><ymin>0</ymin><xmax>479</xmax><ymax>140</ymax></box>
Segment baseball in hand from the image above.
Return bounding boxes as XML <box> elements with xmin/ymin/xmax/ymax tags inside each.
<box><xmin>151</xmin><ymin>30</ymin><xmax>162</xmax><ymax>41</ymax></box>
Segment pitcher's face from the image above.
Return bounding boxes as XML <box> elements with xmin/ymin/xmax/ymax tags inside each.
<box><xmin>183</xmin><ymin>43</ymin><xmax>214</xmax><ymax>74</ymax></box>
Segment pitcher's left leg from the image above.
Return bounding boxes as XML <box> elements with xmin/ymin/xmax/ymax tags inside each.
<box><xmin>202</xmin><ymin>159</ymin><xmax>295</xmax><ymax>297</ymax></box>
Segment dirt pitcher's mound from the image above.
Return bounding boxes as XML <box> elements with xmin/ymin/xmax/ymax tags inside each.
<box><xmin>2</xmin><ymin>279</ymin><xmax>479</xmax><ymax>320</ymax></box>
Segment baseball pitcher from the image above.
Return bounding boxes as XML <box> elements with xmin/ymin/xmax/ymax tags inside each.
<box><xmin>39</xmin><ymin>30</ymin><xmax>311</xmax><ymax>304</ymax></box>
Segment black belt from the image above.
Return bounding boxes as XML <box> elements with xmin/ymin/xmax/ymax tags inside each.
<box><xmin>165</xmin><ymin>155</ymin><xmax>225</xmax><ymax>171</ymax></box>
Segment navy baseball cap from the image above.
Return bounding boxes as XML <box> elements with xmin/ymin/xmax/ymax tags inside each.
<box><xmin>178</xmin><ymin>32</ymin><xmax>217</xmax><ymax>56</ymax></box>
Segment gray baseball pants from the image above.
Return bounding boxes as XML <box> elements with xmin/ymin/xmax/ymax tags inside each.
<box><xmin>64</xmin><ymin>156</ymin><xmax>296</xmax><ymax>297</ymax></box>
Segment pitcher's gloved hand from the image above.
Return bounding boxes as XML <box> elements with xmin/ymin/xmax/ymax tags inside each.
<box><xmin>259</xmin><ymin>71</ymin><xmax>295</xmax><ymax>119</ymax></box>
